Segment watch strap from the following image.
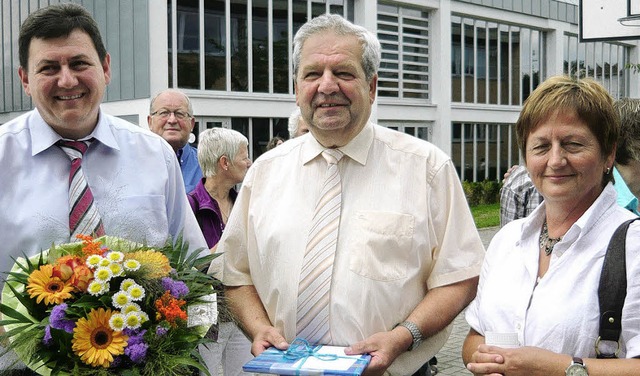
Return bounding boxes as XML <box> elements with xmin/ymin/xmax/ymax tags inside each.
<box><xmin>394</xmin><ymin>321</ymin><xmax>423</xmax><ymax>351</ymax></box>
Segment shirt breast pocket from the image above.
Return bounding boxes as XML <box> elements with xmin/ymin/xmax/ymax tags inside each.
<box><xmin>348</xmin><ymin>211</ymin><xmax>415</xmax><ymax>281</ymax></box>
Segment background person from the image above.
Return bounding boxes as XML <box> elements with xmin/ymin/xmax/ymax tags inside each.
<box><xmin>187</xmin><ymin>128</ymin><xmax>253</xmax><ymax>376</ymax></box>
<box><xmin>220</xmin><ymin>14</ymin><xmax>484</xmax><ymax>376</ymax></box>
<box><xmin>0</xmin><ymin>3</ymin><xmax>207</xmax><ymax>371</ymax></box>
<box><xmin>287</xmin><ymin>107</ymin><xmax>310</xmax><ymax>138</ymax></box>
<box><xmin>148</xmin><ymin>89</ymin><xmax>203</xmax><ymax>193</ymax></box>
<box><xmin>613</xmin><ymin>98</ymin><xmax>640</xmax><ymax>214</ymax></box>
<box><xmin>265</xmin><ymin>136</ymin><xmax>285</xmax><ymax>151</ymax></box>
<box><xmin>499</xmin><ymin>164</ymin><xmax>543</xmax><ymax>226</ymax></box>
<box><xmin>463</xmin><ymin>75</ymin><xmax>640</xmax><ymax>375</ymax></box>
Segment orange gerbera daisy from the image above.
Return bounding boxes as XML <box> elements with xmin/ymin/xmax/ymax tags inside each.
<box><xmin>26</xmin><ymin>264</ymin><xmax>74</xmax><ymax>305</ymax></box>
<box><xmin>72</xmin><ymin>308</ymin><xmax>128</xmax><ymax>368</ymax></box>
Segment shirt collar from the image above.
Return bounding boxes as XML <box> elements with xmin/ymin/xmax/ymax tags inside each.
<box><xmin>520</xmin><ymin>183</ymin><xmax>619</xmax><ymax>257</ymax></box>
<box><xmin>301</xmin><ymin>122</ymin><xmax>373</xmax><ymax>166</ymax></box>
<box><xmin>30</xmin><ymin>108</ymin><xmax>120</xmax><ymax>155</ymax></box>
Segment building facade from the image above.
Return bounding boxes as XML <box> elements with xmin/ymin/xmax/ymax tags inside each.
<box><xmin>1</xmin><ymin>0</ymin><xmax>639</xmax><ymax>181</ymax></box>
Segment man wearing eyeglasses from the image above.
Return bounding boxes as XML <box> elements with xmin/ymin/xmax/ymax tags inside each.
<box><xmin>148</xmin><ymin>89</ymin><xmax>203</xmax><ymax>193</ymax></box>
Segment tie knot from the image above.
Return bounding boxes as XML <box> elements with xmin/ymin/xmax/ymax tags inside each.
<box><xmin>322</xmin><ymin>149</ymin><xmax>343</xmax><ymax>166</ymax></box>
<box><xmin>57</xmin><ymin>139</ymin><xmax>92</xmax><ymax>160</ymax></box>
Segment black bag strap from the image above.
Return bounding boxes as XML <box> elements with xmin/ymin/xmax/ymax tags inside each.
<box><xmin>596</xmin><ymin>217</ymin><xmax>639</xmax><ymax>358</ymax></box>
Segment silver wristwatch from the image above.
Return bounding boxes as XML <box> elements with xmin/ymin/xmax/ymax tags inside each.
<box><xmin>395</xmin><ymin>321</ymin><xmax>423</xmax><ymax>351</ymax></box>
<box><xmin>565</xmin><ymin>357</ymin><xmax>588</xmax><ymax>376</ymax></box>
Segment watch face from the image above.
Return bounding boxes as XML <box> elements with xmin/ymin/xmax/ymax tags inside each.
<box><xmin>566</xmin><ymin>364</ymin><xmax>588</xmax><ymax>376</ymax></box>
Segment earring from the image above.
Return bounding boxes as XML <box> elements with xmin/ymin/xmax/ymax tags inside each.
<box><xmin>605</xmin><ymin>167</ymin><xmax>611</xmax><ymax>175</ymax></box>
<box><xmin>188</xmin><ymin>133</ymin><xmax>196</xmax><ymax>144</ymax></box>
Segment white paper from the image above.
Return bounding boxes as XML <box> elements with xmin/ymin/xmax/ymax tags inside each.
<box><xmin>187</xmin><ymin>293</ymin><xmax>218</xmax><ymax>327</ymax></box>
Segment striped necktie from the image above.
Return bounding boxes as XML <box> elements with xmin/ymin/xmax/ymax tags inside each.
<box><xmin>57</xmin><ymin>139</ymin><xmax>105</xmax><ymax>240</ymax></box>
<box><xmin>296</xmin><ymin>148</ymin><xmax>344</xmax><ymax>344</ymax></box>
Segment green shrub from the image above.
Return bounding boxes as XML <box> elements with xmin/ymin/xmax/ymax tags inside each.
<box><xmin>463</xmin><ymin>180</ymin><xmax>502</xmax><ymax>206</ymax></box>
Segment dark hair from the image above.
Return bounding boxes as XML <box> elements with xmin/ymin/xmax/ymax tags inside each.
<box><xmin>266</xmin><ymin>136</ymin><xmax>285</xmax><ymax>151</ymax></box>
<box><xmin>19</xmin><ymin>3</ymin><xmax>107</xmax><ymax>70</ymax></box>
<box><xmin>516</xmin><ymin>75</ymin><xmax>618</xmax><ymax>186</ymax></box>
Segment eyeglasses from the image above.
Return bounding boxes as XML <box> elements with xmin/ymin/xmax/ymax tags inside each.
<box><xmin>151</xmin><ymin>109</ymin><xmax>192</xmax><ymax>120</ymax></box>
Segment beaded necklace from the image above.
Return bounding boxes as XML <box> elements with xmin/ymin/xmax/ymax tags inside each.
<box><xmin>539</xmin><ymin>220</ymin><xmax>562</xmax><ymax>256</ymax></box>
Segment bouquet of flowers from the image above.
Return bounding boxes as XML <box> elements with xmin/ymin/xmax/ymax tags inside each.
<box><xmin>0</xmin><ymin>234</ymin><xmax>220</xmax><ymax>376</ymax></box>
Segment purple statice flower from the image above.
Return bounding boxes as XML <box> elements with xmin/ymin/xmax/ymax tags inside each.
<box><xmin>161</xmin><ymin>277</ymin><xmax>189</xmax><ymax>298</ymax></box>
<box><xmin>125</xmin><ymin>343</ymin><xmax>149</xmax><ymax>364</ymax></box>
<box><xmin>43</xmin><ymin>325</ymin><xmax>53</xmax><ymax>346</ymax></box>
<box><xmin>155</xmin><ymin>326</ymin><xmax>168</xmax><ymax>336</ymax></box>
<box><xmin>49</xmin><ymin>303</ymin><xmax>75</xmax><ymax>333</ymax></box>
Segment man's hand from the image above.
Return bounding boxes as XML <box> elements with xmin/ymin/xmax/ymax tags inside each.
<box><xmin>344</xmin><ymin>328</ymin><xmax>411</xmax><ymax>376</ymax></box>
<box><xmin>250</xmin><ymin>324</ymin><xmax>289</xmax><ymax>356</ymax></box>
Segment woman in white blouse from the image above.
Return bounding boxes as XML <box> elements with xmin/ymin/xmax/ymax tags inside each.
<box><xmin>463</xmin><ymin>75</ymin><xmax>640</xmax><ymax>376</ymax></box>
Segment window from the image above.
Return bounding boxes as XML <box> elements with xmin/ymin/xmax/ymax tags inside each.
<box><xmin>377</xmin><ymin>3</ymin><xmax>429</xmax><ymax>100</ymax></box>
<box><xmin>452</xmin><ymin>122</ymin><xmax>519</xmax><ymax>182</ymax></box>
<box><xmin>452</xmin><ymin>16</ymin><xmax>545</xmax><ymax>105</ymax></box>
<box><xmin>168</xmin><ymin>0</ymin><xmax>354</xmax><ymax>92</ymax></box>
<box><xmin>563</xmin><ymin>34</ymin><xmax>629</xmax><ymax>99</ymax></box>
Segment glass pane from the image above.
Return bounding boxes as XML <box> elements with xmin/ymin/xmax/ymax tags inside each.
<box><xmin>177</xmin><ymin>0</ymin><xmax>200</xmax><ymax>89</ymax></box>
<box><xmin>273</xmin><ymin>117</ymin><xmax>288</xmax><ymax>139</ymax></box>
<box><xmin>463</xmin><ymin>20</ymin><xmax>474</xmax><ymax>103</ymax></box>
<box><xmin>451</xmin><ymin>20</ymin><xmax>461</xmax><ymax>102</ymax></box>
<box><xmin>312</xmin><ymin>2</ymin><xmax>325</xmax><ymax>18</ymax></box>
<box><xmin>293</xmin><ymin>1</ymin><xmax>307</xmax><ymax>41</ymax></box>
<box><xmin>499</xmin><ymin>25</ymin><xmax>509</xmax><ymax>104</ymax></box>
<box><xmin>510</xmin><ymin>27</ymin><xmax>521</xmax><ymax>105</ymax></box>
<box><xmin>231</xmin><ymin>0</ymin><xmax>248</xmax><ymax>91</ymax></box>
<box><xmin>204</xmin><ymin>0</ymin><xmax>226</xmax><ymax>90</ymax></box>
<box><xmin>273</xmin><ymin>0</ymin><xmax>289</xmax><ymax>93</ymax></box>
<box><xmin>476</xmin><ymin>23</ymin><xmax>487</xmax><ymax>103</ymax></box>
<box><xmin>253</xmin><ymin>0</ymin><xmax>269</xmax><ymax>93</ymax></box>
<box><xmin>252</xmin><ymin>118</ymin><xmax>269</xmax><ymax>157</ymax></box>
<box><xmin>231</xmin><ymin>118</ymin><xmax>250</xmax><ymax>157</ymax></box>
<box><xmin>488</xmin><ymin>23</ymin><xmax>498</xmax><ymax>104</ymax></box>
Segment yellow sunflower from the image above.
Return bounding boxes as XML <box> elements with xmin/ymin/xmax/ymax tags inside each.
<box><xmin>124</xmin><ymin>250</ymin><xmax>171</xmax><ymax>278</ymax></box>
<box><xmin>72</xmin><ymin>308</ymin><xmax>128</xmax><ymax>368</ymax></box>
<box><xmin>26</xmin><ymin>264</ymin><xmax>74</xmax><ymax>305</ymax></box>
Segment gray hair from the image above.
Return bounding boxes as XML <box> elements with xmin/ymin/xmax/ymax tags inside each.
<box><xmin>197</xmin><ymin>128</ymin><xmax>248</xmax><ymax>177</ymax></box>
<box><xmin>292</xmin><ymin>14</ymin><xmax>381</xmax><ymax>82</ymax></box>
<box><xmin>149</xmin><ymin>89</ymin><xmax>194</xmax><ymax>115</ymax></box>
<box><xmin>288</xmin><ymin>107</ymin><xmax>302</xmax><ymax>139</ymax></box>
<box><xmin>614</xmin><ymin>98</ymin><xmax>640</xmax><ymax>164</ymax></box>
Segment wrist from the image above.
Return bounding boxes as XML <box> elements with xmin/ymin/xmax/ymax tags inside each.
<box><xmin>393</xmin><ymin>321</ymin><xmax>423</xmax><ymax>351</ymax></box>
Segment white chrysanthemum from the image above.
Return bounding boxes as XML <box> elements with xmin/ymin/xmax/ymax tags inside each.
<box><xmin>125</xmin><ymin>312</ymin><xmax>142</xmax><ymax>329</ymax></box>
<box><xmin>85</xmin><ymin>255</ymin><xmax>103</xmax><ymax>269</ymax></box>
<box><xmin>138</xmin><ymin>311</ymin><xmax>150</xmax><ymax>324</ymax></box>
<box><xmin>120</xmin><ymin>278</ymin><xmax>136</xmax><ymax>292</ymax></box>
<box><xmin>127</xmin><ymin>284</ymin><xmax>145</xmax><ymax>301</ymax></box>
<box><xmin>87</xmin><ymin>281</ymin><xmax>107</xmax><ymax>296</ymax></box>
<box><xmin>99</xmin><ymin>258</ymin><xmax>111</xmax><ymax>267</ymax></box>
<box><xmin>93</xmin><ymin>266</ymin><xmax>113</xmax><ymax>282</ymax></box>
<box><xmin>121</xmin><ymin>302</ymin><xmax>142</xmax><ymax>315</ymax></box>
<box><xmin>112</xmin><ymin>291</ymin><xmax>130</xmax><ymax>308</ymax></box>
<box><xmin>123</xmin><ymin>259</ymin><xmax>141</xmax><ymax>272</ymax></box>
<box><xmin>106</xmin><ymin>251</ymin><xmax>124</xmax><ymax>263</ymax></box>
<box><xmin>109</xmin><ymin>262</ymin><xmax>124</xmax><ymax>277</ymax></box>
<box><xmin>109</xmin><ymin>313</ymin><xmax>126</xmax><ymax>331</ymax></box>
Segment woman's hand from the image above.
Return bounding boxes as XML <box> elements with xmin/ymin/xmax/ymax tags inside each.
<box><xmin>467</xmin><ymin>345</ymin><xmax>566</xmax><ymax>376</ymax></box>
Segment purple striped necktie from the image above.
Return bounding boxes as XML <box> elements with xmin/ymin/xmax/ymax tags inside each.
<box><xmin>57</xmin><ymin>139</ymin><xmax>105</xmax><ymax>240</ymax></box>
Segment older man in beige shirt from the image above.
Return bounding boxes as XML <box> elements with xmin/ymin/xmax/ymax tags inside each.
<box><xmin>220</xmin><ymin>14</ymin><xmax>484</xmax><ymax>376</ymax></box>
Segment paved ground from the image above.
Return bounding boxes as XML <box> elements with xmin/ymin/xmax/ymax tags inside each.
<box><xmin>432</xmin><ymin>226</ymin><xmax>498</xmax><ymax>375</ymax></box>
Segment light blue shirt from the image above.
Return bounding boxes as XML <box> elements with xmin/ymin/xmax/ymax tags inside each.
<box><xmin>613</xmin><ymin>167</ymin><xmax>640</xmax><ymax>216</ymax></box>
<box><xmin>177</xmin><ymin>143</ymin><xmax>202</xmax><ymax>194</ymax></box>
<box><xmin>0</xmin><ymin>109</ymin><xmax>207</xmax><ymax>273</ymax></box>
